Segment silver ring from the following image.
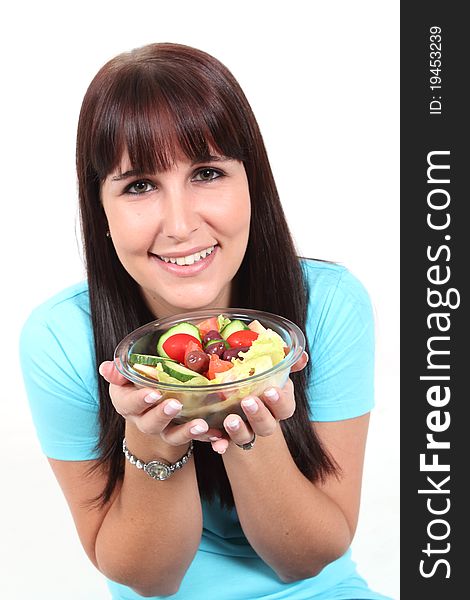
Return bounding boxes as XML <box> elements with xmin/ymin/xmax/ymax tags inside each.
<box><xmin>236</xmin><ymin>432</ymin><xmax>256</xmax><ymax>451</ymax></box>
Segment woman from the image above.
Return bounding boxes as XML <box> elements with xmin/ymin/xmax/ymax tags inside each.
<box><xmin>20</xmin><ymin>43</ymin><xmax>391</xmax><ymax>599</ymax></box>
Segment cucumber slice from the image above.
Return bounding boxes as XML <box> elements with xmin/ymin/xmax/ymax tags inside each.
<box><xmin>162</xmin><ymin>361</ymin><xmax>205</xmax><ymax>383</ymax></box>
<box><xmin>220</xmin><ymin>319</ymin><xmax>249</xmax><ymax>340</ymax></box>
<box><xmin>156</xmin><ymin>322</ymin><xmax>202</xmax><ymax>358</ymax></box>
<box><xmin>130</xmin><ymin>353</ymin><xmax>175</xmax><ymax>367</ymax></box>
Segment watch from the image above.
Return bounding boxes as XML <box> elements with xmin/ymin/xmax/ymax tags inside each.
<box><xmin>122</xmin><ymin>438</ymin><xmax>194</xmax><ymax>481</ymax></box>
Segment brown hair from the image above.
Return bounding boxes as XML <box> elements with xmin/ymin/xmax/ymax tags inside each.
<box><xmin>77</xmin><ymin>42</ymin><xmax>336</xmax><ymax>508</ymax></box>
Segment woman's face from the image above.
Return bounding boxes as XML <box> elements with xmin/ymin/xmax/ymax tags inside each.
<box><xmin>101</xmin><ymin>152</ymin><xmax>251</xmax><ymax>318</ymax></box>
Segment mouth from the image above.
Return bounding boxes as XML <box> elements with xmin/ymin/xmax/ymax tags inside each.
<box><xmin>149</xmin><ymin>244</ymin><xmax>219</xmax><ymax>276</ymax></box>
<box><xmin>154</xmin><ymin>244</ymin><xmax>217</xmax><ymax>266</ymax></box>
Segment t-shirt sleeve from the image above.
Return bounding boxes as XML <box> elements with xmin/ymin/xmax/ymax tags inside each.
<box><xmin>19</xmin><ymin>300</ymin><xmax>100</xmax><ymax>461</ymax></box>
<box><xmin>304</xmin><ymin>265</ymin><xmax>375</xmax><ymax>421</ymax></box>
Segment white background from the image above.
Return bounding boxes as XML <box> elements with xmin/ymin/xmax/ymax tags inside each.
<box><xmin>0</xmin><ymin>1</ymin><xmax>399</xmax><ymax>598</ymax></box>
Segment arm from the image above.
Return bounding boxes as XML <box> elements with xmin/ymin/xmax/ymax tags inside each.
<box><xmin>221</xmin><ymin>405</ymin><xmax>369</xmax><ymax>582</ymax></box>
<box><xmin>212</xmin><ymin>267</ymin><xmax>375</xmax><ymax>582</ymax></box>
<box><xmin>48</xmin><ymin>430</ymin><xmax>201</xmax><ymax>597</ymax></box>
<box><xmin>19</xmin><ymin>310</ymin><xmax>218</xmax><ymax>596</ymax></box>
<box><xmin>47</xmin><ymin>363</ymin><xmax>223</xmax><ymax>597</ymax></box>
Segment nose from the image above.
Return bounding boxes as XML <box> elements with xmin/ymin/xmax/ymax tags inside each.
<box><xmin>160</xmin><ymin>185</ymin><xmax>201</xmax><ymax>241</ymax></box>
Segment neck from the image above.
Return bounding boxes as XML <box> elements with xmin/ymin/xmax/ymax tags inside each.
<box><xmin>141</xmin><ymin>283</ymin><xmax>234</xmax><ymax>320</ymax></box>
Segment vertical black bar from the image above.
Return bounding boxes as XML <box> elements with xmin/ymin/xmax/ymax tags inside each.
<box><xmin>401</xmin><ymin>3</ymin><xmax>468</xmax><ymax>598</ymax></box>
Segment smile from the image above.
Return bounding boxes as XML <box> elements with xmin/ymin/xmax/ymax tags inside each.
<box><xmin>157</xmin><ymin>245</ymin><xmax>217</xmax><ymax>266</ymax></box>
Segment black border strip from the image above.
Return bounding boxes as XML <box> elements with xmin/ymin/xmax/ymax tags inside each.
<box><xmin>401</xmin><ymin>3</ymin><xmax>467</xmax><ymax>597</ymax></box>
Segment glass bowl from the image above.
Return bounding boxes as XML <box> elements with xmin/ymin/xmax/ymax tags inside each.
<box><xmin>114</xmin><ymin>308</ymin><xmax>305</xmax><ymax>428</ymax></box>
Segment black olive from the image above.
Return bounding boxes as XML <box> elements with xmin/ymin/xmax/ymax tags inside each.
<box><xmin>222</xmin><ymin>346</ymin><xmax>250</xmax><ymax>362</ymax></box>
<box><xmin>203</xmin><ymin>330</ymin><xmax>222</xmax><ymax>345</ymax></box>
<box><xmin>205</xmin><ymin>341</ymin><xmax>227</xmax><ymax>357</ymax></box>
<box><xmin>185</xmin><ymin>350</ymin><xmax>210</xmax><ymax>373</ymax></box>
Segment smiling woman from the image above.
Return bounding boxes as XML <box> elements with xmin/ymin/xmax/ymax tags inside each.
<box><xmin>19</xmin><ymin>42</ymin><xmax>391</xmax><ymax>600</ymax></box>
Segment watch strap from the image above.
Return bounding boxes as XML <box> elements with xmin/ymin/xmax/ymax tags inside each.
<box><xmin>122</xmin><ymin>438</ymin><xmax>194</xmax><ymax>480</ymax></box>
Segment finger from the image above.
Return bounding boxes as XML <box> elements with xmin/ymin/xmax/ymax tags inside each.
<box><xmin>240</xmin><ymin>396</ymin><xmax>278</xmax><ymax>436</ymax></box>
<box><xmin>290</xmin><ymin>351</ymin><xmax>309</xmax><ymax>373</ymax></box>
<box><xmin>99</xmin><ymin>360</ymin><xmax>130</xmax><ymax>386</ymax></box>
<box><xmin>261</xmin><ymin>380</ymin><xmax>296</xmax><ymax>421</ymax></box>
<box><xmin>211</xmin><ymin>437</ymin><xmax>230</xmax><ymax>455</ymax></box>
<box><xmin>159</xmin><ymin>418</ymin><xmax>223</xmax><ymax>446</ymax></box>
<box><xmin>108</xmin><ymin>380</ymin><xmax>165</xmax><ymax>419</ymax></box>
<box><xmin>224</xmin><ymin>396</ymin><xmax>277</xmax><ymax>442</ymax></box>
<box><xmin>224</xmin><ymin>414</ymin><xmax>255</xmax><ymax>446</ymax></box>
<box><xmin>132</xmin><ymin>397</ymin><xmax>182</xmax><ymax>433</ymax></box>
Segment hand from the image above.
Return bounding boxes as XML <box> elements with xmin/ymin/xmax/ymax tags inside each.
<box><xmin>99</xmin><ymin>360</ymin><xmax>224</xmax><ymax>447</ymax></box>
<box><xmin>211</xmin><ymin>351</ymin><xmax>309</xmax><ymax>454</ymax></box>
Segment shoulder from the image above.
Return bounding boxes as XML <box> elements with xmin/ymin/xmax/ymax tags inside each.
<box><xmin>19</xmin><ymin>281</ymin><xmax>96</xmax><ymax>393</ymax></box>
<box><xmin>300</xmin><ymin>259</ymin><xmax>375</xmax><ymax>420</ymax></box>
<box><xmin>22</xmin><ymin>281</ymin><xmax>91</xmax><ymax>327</ymax></box>
<box><xmin>19</xmin><ymin>282</ymin><xmax>100</xmax><ymax>460</ymax></box>
<box><xmin>300</xmin><ymin>258</ymin><xmax>373</xmax><ymax>326</ymax></box>
<box><xmin>21</xmin><ymin>281</ymin><xmax>91</xmax><ymax>339</ymax></box>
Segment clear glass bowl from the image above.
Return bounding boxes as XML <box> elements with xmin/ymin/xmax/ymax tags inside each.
<box><xmin>114</xmin><ymin>308</ymin><xmax>305</xmax><ymax>428</ymax></box>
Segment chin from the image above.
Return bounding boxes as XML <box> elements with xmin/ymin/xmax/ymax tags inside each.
<box><xmin>158</xmin><ymin>282</ymin><xmax>230</xmax><ymax>314</ymax></box>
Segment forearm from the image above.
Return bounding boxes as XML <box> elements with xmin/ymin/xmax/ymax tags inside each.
<box><xmin>222</xmin><ymin>424</ymin><xmax>351</xmax><ymax>582</ymax></box>
<box><xmin>95</xmin><ymin>423</ymin><xmax>202</xmax><ymax>596</ymax></box>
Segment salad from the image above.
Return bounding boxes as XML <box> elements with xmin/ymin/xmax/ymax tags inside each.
<box><xmin>129</xmin><ymin>314</ymin><xmax>288</xmax><ymax>387</ymax></box>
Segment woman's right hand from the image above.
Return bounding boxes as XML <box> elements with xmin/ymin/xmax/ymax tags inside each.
<box><xmin>99</xmin><ymin>360</ymin><xmax>226</xmax><ymax>448</ymax></box>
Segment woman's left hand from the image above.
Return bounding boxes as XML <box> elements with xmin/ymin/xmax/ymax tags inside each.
<box><xmin>211</xmin><ymin>351</ymin><xmax>309</xmax><ymax>454</ymax></box>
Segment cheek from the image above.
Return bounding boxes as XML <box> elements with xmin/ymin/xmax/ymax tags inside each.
<box><xmin>109</xmin><ymin>209</ymin><xmax>155</xmax><ymax>253</ymax></box>
<box><xmin>207</xmin><ymin>190</ymin><xmax>251</xmax><ymax>238</ymax></box>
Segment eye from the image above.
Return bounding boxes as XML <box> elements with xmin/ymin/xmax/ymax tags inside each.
<box><xmin>193</xmin><ymin>168</ymin><xmax>223</xmax><ymax>182</ymax></box>
<box><xmin>124</xmin><ymin>180</ymin><xmax>155</xmax><ymax>195</ymax></box>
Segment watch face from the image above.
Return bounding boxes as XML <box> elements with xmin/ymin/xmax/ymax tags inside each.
<box><xmin>145</xmin><ymin>461</ymin><xmax>172</xmax><ymax>480</ymax></box>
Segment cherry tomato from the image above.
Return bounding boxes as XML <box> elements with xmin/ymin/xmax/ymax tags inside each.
<box><xmin>207</xmin><ymin>354</ymin><xmax>234</xmax><ymax>380</ymax></box>
<box><xmin>197</xmin><ymin>317</ymin><xmax>219</xmax><ymax>338</ymax></box>
<box><xmin>226</xmin><ymin>330</ymin><xmax>259</xmax><ymax>348</ymax></box>
<box><xmin>162</xmin><ymin>334</ymin><xmax>202</xmax><ymax>363</ymax></box>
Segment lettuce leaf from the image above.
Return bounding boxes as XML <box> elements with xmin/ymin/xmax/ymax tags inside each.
<box><xmin>217</xmin><ymin>314</ymin><xmax>231</xmax><ymax>331</ymax></box>
<box><xmin>234</xmin><ymin>328</ymin><xmax>285</xmax><ymax>367</ymax></box>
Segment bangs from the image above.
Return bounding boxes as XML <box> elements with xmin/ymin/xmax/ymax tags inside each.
<box><xmin>88</xmin><ymin>60</ymin><xmax>248</xmax><ymax>179</ymax></box>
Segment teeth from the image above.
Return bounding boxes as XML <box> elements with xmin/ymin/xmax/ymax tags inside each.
<box><xmin>159</xmin><ymin>245</ymin><xmax>215</xmax><ymax>265</ymax></box>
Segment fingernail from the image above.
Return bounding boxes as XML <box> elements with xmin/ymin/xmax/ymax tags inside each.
<box><xmin>190</xmin><ymin>424</ymin><xmax>208</xmax><ymax>435</ymax></box>
<box><xmin>144</xmin><ymin>391</ymin><xmax>163</xmax><ymax>404</ymax></box>
<box><xmin>241</xmin><ymin>397</ymin><xmax>259</xmax><ymax>413</ymax></box>
<box><xmin>303</xmin><ymin>351</ymin><xmax>309</xmax><ymax>363</ymax></box>
<box><xmin>264</xmin><ymin>388</ymin><xmax>279</xmax><ymax>402</ymax></box>
<box><xmin>228</xmin><ymin>418</ymin><xmax>240</xmax><ymax>430</ymax></box>
<box><xmin>216</xmin><ymin>448</ymin><xmax>226</xmax><ymax>454</ymax></box>
<box><xmin>209</xmin><ymin>436</ymin><xmax>221</xmax><ymax>442</ymax></box>
<box><xmin>98</xmin><ymin>363</ymin><xmax>108</xmax><ymax>376</ymax></box>
<box><xmin>163</xmin><ymin>399</ymin><xmax>182</xmax><ymax>413</ymax></box>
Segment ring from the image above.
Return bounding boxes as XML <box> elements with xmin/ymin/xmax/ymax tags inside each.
<box><xmin>236</xmin><ymin>432</ymin><xmax>256</xmax><ymax>451</ymax></box>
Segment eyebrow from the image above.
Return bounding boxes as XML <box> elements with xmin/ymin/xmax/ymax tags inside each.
<box><xmin>111</xmin><ymin>155</ymin><xmax>233</xmax><ymax>182</ymax></box>
<box><xmin>111</xmin><ymin>169</ymin><xmax>144</xmax><ymax>182</ymax></box>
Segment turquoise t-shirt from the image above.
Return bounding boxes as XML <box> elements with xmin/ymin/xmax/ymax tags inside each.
<box><xmin>19</xmin><ymin>259</ymin><xmax>391</xmax><ymax>600</ymax></box>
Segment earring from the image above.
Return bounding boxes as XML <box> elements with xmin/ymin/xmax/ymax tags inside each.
<box><xmin>106</xmin><ymin>230</ymin><xmax>111</xmax><ymax>238</ymax></box>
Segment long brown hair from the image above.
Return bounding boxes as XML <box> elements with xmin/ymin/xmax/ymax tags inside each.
<box><xmin>77</xmin><ymin>43</ymin><xmax>336</xmax><ymax>508</ymax></box>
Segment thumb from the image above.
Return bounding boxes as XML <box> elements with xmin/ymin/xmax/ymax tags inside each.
<box><xmin>290</xmin><ymin>351</ymin><xmax>309</xmax><ymax>373</ymax></box>
<box><xmin>98</xmin><ymin>360</ymin><xmax>130</xmax><ymax>386</ymax></box>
